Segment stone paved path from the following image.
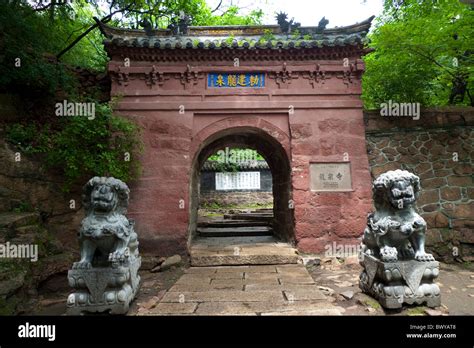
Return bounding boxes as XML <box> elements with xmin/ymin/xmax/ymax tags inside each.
<box><xmin>190</xmin><ymin>236</ymin><xmax>299</xmax><ymax>266</ymax></box>
<box><xmin>137</xmin><ymin>264</ymin><xmax>345</xmax><ymax>315</ymax></box>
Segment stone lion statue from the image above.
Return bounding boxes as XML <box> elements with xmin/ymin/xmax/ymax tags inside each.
<box><xmin>361</xmin><ymin>170</ymin><xmax>434</xmax><ymax>262</ymax></box>
<box><xmin>73</xmin><ymin>176</ymin><xmax>139</xmax><ymax>269</ymax></box>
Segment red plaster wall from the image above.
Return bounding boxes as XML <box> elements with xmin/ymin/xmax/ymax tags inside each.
<box><xmin>109</xmin><ymin>55</ymin><xmax>372</xmax><ymax>256</ymax></box>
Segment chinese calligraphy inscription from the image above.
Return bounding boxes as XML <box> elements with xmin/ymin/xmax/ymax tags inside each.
<box><xmin>310</xmin><ymin>163</ymin><xmax>352</xmax><ymax>191</ymax></box>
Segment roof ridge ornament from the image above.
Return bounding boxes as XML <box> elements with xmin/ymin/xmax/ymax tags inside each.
<box><xmin>317</xmin><ymin>17</ymin><xmax>329</xmax><ymax>33</ymax></box>
<box><xmin>275</xmin><ymin>12</ymin><xmax>301</xmax><ymax>34</ymax></box>
<box><xmin>168</xmin><ymin>11</ymin><xmax>191</xmax><ymax>36</ymax></box>
<box><xmin>139</xmin><ymin>18</ymin><xmax>154</xmax><ymax>37</ymax></box>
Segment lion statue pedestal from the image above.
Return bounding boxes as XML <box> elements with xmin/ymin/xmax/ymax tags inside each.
<box><xmin>67</xmin><ymin>177</ymin><xmax>141</xmax><ymax>315</ymax></box>
<box><xmin>359</xmin><ymin>170</ymin><xmax>441</xmax><ymax>309</ymax></box>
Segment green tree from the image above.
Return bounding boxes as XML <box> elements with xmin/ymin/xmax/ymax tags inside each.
<box><xmin>362</xmin><ymin>0</ymin><xmax>474</xmax><ymax>108</ymax></box>
<box><xmin>20</xmin><ymin>0</ymin><xmax>263</xmax><ymax>66</ymax></box>
<box><xmin>0</xmin><ymin>1</ymin><xmax>264</xmax><ymax>190</ymax></box>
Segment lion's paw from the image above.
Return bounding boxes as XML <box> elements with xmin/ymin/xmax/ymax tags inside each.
<box><xmin>109</xmin><ymin>248</ymin><xmax>130</xmax><ymax>264</ymax></box>
<box><xmin>72</xmin><ymin>261</ymin><xmax>91</xmax><ymax>270</ymax></box>
<box><xmin>380</xmin><ymin>246</ymin><xmax>398</xmax><ymax>262</ymax></box>
<box><xmin>415</xmin><ymin>252</ymin><xmax>435</xmax><ymax>262</ymax></box>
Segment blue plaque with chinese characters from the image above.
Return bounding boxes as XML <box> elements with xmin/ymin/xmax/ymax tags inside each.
<box><xmin>208</xmin><ymin>73</ymin><xmax>265</xmax><ymax>88</ymax></box>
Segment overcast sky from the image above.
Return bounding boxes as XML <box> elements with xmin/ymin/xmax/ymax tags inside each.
<box><xmin>207</xmin><ymin>0</ymin><xmax>384</xmax><ymax>27</ymax></box>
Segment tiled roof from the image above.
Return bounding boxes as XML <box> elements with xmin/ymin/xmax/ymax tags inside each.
<box><xmin>102</xmin><ymin>16</ymin><xmax>374</xmax><ymax>50</ymax></box>
<box><xmin>202</xmin><ymin>160</ymin><xmax>269</xmax><ymax>171</ymax></box>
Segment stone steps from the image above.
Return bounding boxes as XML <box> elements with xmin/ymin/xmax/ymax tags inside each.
<box><xmin>197</xmin><ymin>226</ymin><xmax>273</xmax><ymax>237</ymax></box>
<box><xmin>223</xmin><ymin>213</ymin><xmax>273</xmax><ymax>222</ymax></box>
<box><xmin>198</xmin><ymin>219</ymin><xmax>269</xmax><ymax>228</ymax></box>
<box><xmin>190</xmin><ymin>236</ymin><xmax>299</xmax><ymax>266</ymax></box>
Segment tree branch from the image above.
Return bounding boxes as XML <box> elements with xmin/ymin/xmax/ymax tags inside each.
<box><xmin>211</xmin><ymin>0</ymin><xmax>223</xmax><ymax>13</ymax></box>
<box><xmin>56</xmin><ymin>4</ymin><xmax>133</xmax><ymax>60</ymax></box>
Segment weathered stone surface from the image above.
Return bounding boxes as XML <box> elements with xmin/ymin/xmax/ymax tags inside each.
<box><xmin>140</xmin><ymin>256</ymin><xmax>164</xmax><ymax>270</ymax></box>
<box><xmin>447</xmin><ymin>176</ymin><xmax>472</xmax><ymax>186</ymax></box>
<box><xmin>451</xmin><ymin>204</ymin><xmax>473</xmax><ymax>219</ymax></box>
<box><xmin>362</xmin><ymin>170</ymin><xmax>434</xmax><ymax>263</ymax></box>
<box><xmin>185</xmin><ymin>267</ymin><xmax>218</xmax><ymax>274</ymax></box>
<box><xmin>212</xmin><ymin>272</ymin><xmax>244</xmax><ymax>279</ymax></box>
<box><xmin>318</xmin><ymin>286</ymin><xmax>335</xmax><ymax>296</ymax></box>
<box><xmin>244</xmin><ymin>272</ymin><xmax>278</xmax><ymax>280</ymax></box>
<box><xmin>283</xmin><ymin>289</ymin><xmax>326</xmax><ymax>301</ymax></box>
<box><xmin>423</xmin><ymin>212</ymin><xmax>449</xmax><ymax>228</ymax></box>
<box><xmin>160</xmin><ymin>290</ymin><xmax>285</xmax><ymax>303</ymax></box>
<box><xmin>149</xmin><ymin>264</ymin><xmax>338</xmax><ymax>315</ymax></box>
<box><xmin>440</xmin><ymin>187</ymin><xmax>462</xmax><ymax>201</ymax></box>
<box><xmin>212</xmin><ymin>278</ymin><xmax>280</xmax><ymax>287</ymax></box>
<box><xmin>147</xmin><ymin>302</ymin><xmax>197</xmax><ymax>315</ymax></box>
<box><xmin>278</xmin><ymin>275</ymin><xmax>316</xmax><ymax>285</ymax></box>
<box><xmin>366</xmin><ymin>122</ymin><xmax>473</xmax><ymax>260</ymax></box>
<box><xmin>190</xmin><ymin>237</ymin><xmax>299</xmax><ymax>266</ymax></box>
<box><xmin>360</xmin><ymin>170</ymin><xmax>441</xmax><ymax>309</ymax></box>
<box><xmin>261</xmin><ymin>307</ymin><xmax>344</xmax><ymax>316</ymax></box>
<box><xmin>194</xmin><ymin>300</ymin><xmax>340</xmax><ymax>316</ymax></box>
<box><xmin>67</xmin><ymin>177</ymin><xmax>141</xmax><ymax>315</ymax></box>
<box><xmin>169</xmin><ymin>282</ymin><xmax>244</xmax><ymax>292</ymax></box>
<box><xmin>340</xmin><ymin>290</ymin><xmax>354</xmax><ymax>300</ymax></box>
<box><xmin>159</xmin><ymin>254</ymin><xmax>182</xmax><ymax>271</ymax></box>
<box><xmin>418</xmin><ymin>190</ymin><xmax>439</xmax><ymax>206</ymax></box>
<box><xmin>360</xmin><ymin>254</ymin><xmax>441</xmax><ymax>309</ymax></box>
<box><xmin>0</xmin><ymin>272</ymin><xmax>26</xmax><ymax>297</ymax></box>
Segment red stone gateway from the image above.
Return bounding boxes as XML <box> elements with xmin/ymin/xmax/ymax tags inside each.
<box><xmin>102</xmin><ymin>17</ymin><xmax>375</xmax><ymax>257</ymax></box>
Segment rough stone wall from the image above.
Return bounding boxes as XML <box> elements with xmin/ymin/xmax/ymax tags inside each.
<box><xmin>0</xmin><ymin>138</ymin><xmax>82</xmax><ymax>313</ymax></box>
<box><xmin>365</xmin><ymin>108</ymin><xmax>474</xmax><ymax>261</ymax></box>
<box><xmin>199</xmin><ymin>191</ymin><xmax>273</xmax><ymax>207</ymax></box>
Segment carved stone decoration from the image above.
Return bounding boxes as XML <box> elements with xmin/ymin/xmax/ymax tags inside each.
<box><xmin>359</xmin><ymin>170</ymin><xmax>441</xmax><ymax>309</ymax></box>
<box><xmin>337</xmin><ymin>63</ymin><xmax>356</xmax><ymax>86</ymax></box>
<box><xmin>317</xmin><ymin>17</ymin><xmax>329</xmax><ymax>32</ymax></box>
<box><xmin>275</xmin><ymin>12</ymin><xmax>300</xmax><ymax>34</ymax></box>
<box><xmin>302</xmin><ymin>64</ymin><xmax>326</xmax><ymax>88</ymax></box>
<box><xmin>168</xmin><ymin>13</ymin><xmax>191</xmax><ymax>35</ymax></box>
<box><xmin>178</xmin><ymin>64</ymin><xmax>204</xmax><ymax>89</ymax></box>
<box><xmin>112</xmin><ymin>66</ymin><xmax>130</xmax><ymax>86</ymax></box>
<box><xmin>268</xmin><ymin>62</ymin><xmax>298</xmax><ymax>89</ymax></box>
<box><xmin>145</xmin><ymin>65</ymin><xmax>169</xmax><ymax>87</ymax></box>
<box><xmin>67</xmin><ymin>177</ymin><xmax>141</xmax><ymax>315</ymax></box>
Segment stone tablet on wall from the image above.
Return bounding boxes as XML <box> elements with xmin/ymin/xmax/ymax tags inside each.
<box><xmin>310</xmin><ymin>163</ymin><xmax>352</xmax><ymax>192</ymax></box>
<box><xmin>216</xmin><ymin>172</ymin><xmax>261</xmax><ymax>190</ymax></box>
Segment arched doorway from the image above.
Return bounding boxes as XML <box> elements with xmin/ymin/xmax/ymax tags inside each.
<box><xmin>188</xmin><ymin>126</ymin><xmax>295</xmax><ymax>262</ymax></box>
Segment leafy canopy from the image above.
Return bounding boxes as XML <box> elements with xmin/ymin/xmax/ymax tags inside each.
<box><xmin>362</xmin><ymin>0</ymin><xmax>474</xmax><ymax>108</ymax></box>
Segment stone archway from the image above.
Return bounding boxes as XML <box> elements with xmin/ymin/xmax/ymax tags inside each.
<box><xmin>188</xmin><ymin>119</ymin><xmax>294</xmax><ymax>250</ymax></box>
<box><xmin>103</xmin><ymin>17</ymin><xmax>375</xmax><ymax>257</ymax></box>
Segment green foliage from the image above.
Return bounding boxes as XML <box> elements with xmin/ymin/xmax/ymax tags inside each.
<box><xmin>6</xmin><ymin>103</ymin><xmax>143</xmax><ymax>191</ymax></box>
<box><xmin>260</xmin><ymin>29</ymin><xmax>276</xmax><ymax>43</ymax></box>
<box><xmin>363</xmin><ymin>0</ymin><xmax>474</xmax><ymax>108</ymax></box>
<box><xmin>225</xmin><ymin>34</ymin><xmax>235</xmax><ymax>45</ymax></box>
<box><xmin>193</xmin><ymin>5</ymin><xmax>263</xmax><ymax>26</ymax></box>
<box><xmin>291</xmin><ymin>29</ymin><xmax>301</xmax><ymax>40</ymax></box>
<box><xmin>0</xmin><ymin>3</ymin><xmax>78</xmax><ymax>95</ymax></box>
<box><xmin>201</xmin><ymin>202</ymin><xmax>273</xmax><ymax>210</ymax></box>
<box><xmin>12</xmin><ymin>202</ymin><xmax>33</xmax><ymax>213</ymax></box>
<box><xmin>207</xmin><ymin>148</ymin><xmax>265</xmax><ymax>172</ymax></box>
<box><xmin>0</xmin><ymin>1</ymin><xmax>263</xmax><ymax>191</ymax></box>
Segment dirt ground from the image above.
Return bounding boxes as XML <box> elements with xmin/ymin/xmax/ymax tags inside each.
<box><xmin>307</xmin><ymin>257</ymin><xmax>474</xmax><ymax>316</ymax></box>
<box><xmin>24</xmin><ymin>256</ymin><xmax>474</xmax><ymax>316</ymax></box>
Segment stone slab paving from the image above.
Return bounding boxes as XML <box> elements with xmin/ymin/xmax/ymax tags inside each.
<box><xmin>142</xmin><ymin>264</ymin><xmax>345</xmax><ymax>316</ymax></box>
<box><xmin>190</xmin><ymin>237</ymin><xmax>299</xmax><ymax>266</ymax></box>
